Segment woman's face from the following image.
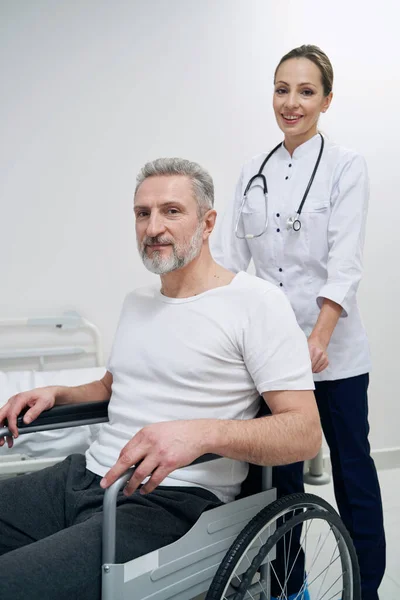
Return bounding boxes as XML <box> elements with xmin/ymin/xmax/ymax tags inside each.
<box><xmin>273</xmin><ymin>58</ymin><xmax>332</xmax><ymax>143</ymax></box>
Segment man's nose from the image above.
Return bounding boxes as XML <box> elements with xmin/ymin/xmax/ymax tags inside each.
<box><xmin>145</xmin><ymin>213</ymin><xmax>166</xmax><ymax>238</ymax></box>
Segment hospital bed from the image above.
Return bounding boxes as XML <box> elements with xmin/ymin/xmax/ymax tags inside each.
<box><xmin>0</xmin><ymin>401</ymin><xmax>360</xmax><ymax>600</ymax></box>
<box><xmin>0</xmin><ymin>311</ymin><xmax>105</xmax><ymax>477</ymax></box>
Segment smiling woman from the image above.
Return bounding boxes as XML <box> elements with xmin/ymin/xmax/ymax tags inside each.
<box><xmin>211</xmin><ymin>44</ymin><xmax>386</xmax><ymax>600</ymax></box>
<box><xmin>273</xmin><ymin>49</ymin><xmax>333</xmax><ymax>155</ymax></box>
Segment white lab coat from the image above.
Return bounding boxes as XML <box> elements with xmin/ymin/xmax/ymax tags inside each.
<box><xmin>211</xmin><ymin>134</ymin><xmax>371</xmax><ymax>381</ymax></box>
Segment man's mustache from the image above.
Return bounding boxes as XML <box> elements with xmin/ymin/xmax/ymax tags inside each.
<box><xmin>143</xmin><ymin>236</ymin><xmax>174</xmax><ymax>246</ymax></box>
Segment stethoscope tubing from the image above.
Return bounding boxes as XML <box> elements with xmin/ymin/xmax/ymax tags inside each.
<box><xmin>235</xmin><ymin>133</ymin><xmax>324</xmax><ymax>239</ymax></box>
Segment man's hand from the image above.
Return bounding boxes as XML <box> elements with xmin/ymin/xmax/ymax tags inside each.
<box><xmin>308</xmin><ymin>337</ymin><xmax>329</xmax><ymax>373</ymax></box>
<box><xmin>0</xmin><ymin>387</ymin><xmax>57</xmax><ymax>447</ymax></box>
<box><xmin>100</xmin><ymin>420</ymin><xmax>210</xmax><ymax>496</ymax></box>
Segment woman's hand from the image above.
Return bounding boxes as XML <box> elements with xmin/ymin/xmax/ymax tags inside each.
<box><xmin>308</xmin><ymin>337</ymin><xmax>329</xmax><ymax>373</ymax></box>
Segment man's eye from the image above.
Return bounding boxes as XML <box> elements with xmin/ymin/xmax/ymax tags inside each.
<box><xmin>167</xmin><ymin>208</ymin><xmax>179</xmax><ymax>215</ymax></box>
<box><xmin>136</xmin><ymin>212</ymin><xmax>149</xmax><ymax>218</ymax></box>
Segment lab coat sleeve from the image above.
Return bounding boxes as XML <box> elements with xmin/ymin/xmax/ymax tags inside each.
<box><xmin>210</xmin><ymin>168</ymin><xmax>252</xmax><ymax>273</ymax></box>
<box><xmin>317</xmin><ymin>153</ymin><xmax>369</xmax><ymax>317</ymax></box>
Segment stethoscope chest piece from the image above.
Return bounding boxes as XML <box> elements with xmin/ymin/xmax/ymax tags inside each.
<box><xmin>286</xmin><ymin>215</ymin><xmax>302</xmax><ymax>232</ymax></box>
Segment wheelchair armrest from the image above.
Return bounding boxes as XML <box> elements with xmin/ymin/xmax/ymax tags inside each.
<box><xmin>0</xmin><ymin>401</ymin><xmax>222</xmax><ymax>565</ymax></box>
<box><xmin>0</xmin><ymin>401</ymin><xmax>110</xmax><ymax>438</ymax></box>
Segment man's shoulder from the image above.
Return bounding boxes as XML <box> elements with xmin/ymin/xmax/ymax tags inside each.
<box><xmin>122</xmin><ymin>285</ymin><xmax>159</xmax><ymax>308</ymax></box>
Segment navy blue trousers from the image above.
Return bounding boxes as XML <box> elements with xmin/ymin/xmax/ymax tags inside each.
<box><xmin>271</xmin><ymin>374</ymin><xmax>386</xmax><ymax>600</ymax></box>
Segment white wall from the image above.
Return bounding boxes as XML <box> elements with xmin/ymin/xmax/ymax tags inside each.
<box><xmin>1</xmin><ymin>0</ymin><xmax>399</xmax><ymax>452</ymax></box>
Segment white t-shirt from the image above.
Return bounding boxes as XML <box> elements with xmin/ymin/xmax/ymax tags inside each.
<box><xmin>85</xmin><ymin>271</ymin><xmax>314</xmax><ymax>502</ymax></box>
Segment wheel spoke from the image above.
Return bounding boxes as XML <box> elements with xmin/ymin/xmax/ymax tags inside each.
<box><xmin>306</xmin><ymin>554</ymin><xmax>341</xmax><ymax>589</ymax></box>
<box><xmin>283</xmin><ymin>511</ymin><xmax>299</xmax><ymax>599</ymax></box>
<box><xmin>315</xmin><ymin>572</ymin><xmax>343</xmax><ymax>600</ymax></box>
<box><xmin>315</xmin><ymin>529</ymin><xmax>340</xmax><ymax>600</ymax></box>
<box><xmin>302</xmin><ymin>520</ymin><xmax>334</xmax><ymax>581</ymax></box>
<box><xmin>269</xmin><ymin>555</ymin><xmax>289</xmax><ymax>600</ymax></box>
<box><xmin>280</xmin><ymin>518</ymin><xmax>313</xmax><ymax>594</ymax></box>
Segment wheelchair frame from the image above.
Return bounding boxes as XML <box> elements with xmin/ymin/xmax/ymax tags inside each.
<box><xmin>0</xmin><ymin>402</ymin><xmax>348</xmax><ymax>600</ymax></box>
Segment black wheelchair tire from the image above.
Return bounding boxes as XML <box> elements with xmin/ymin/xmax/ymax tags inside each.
<box><xmin>206</xmin><ymin>492</ymin><xmax>361</xmax><ymax>600</ymax></box>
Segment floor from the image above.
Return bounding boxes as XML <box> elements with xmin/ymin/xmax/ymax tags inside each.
<box><xmin>305</xmin><ymin>467</ymin><xmax>400</xmax><ymax>599</ymax></box>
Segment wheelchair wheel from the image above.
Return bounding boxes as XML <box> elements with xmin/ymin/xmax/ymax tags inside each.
<box><xmin>206</xmin><ymin>493</ymin><xmax>360</xmax><ymax>600</ymax></box>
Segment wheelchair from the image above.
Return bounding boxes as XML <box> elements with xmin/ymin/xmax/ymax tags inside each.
<box><xmin>0</xmin><ymin>401</ymin><xmax>360</xmax><ymax>600</ymax></box>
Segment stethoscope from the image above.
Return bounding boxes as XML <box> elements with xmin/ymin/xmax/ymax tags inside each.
<box><xmin>235</xmin><ymin>133</ymin><xmax>325</xmax><ymax>239</ymax></box>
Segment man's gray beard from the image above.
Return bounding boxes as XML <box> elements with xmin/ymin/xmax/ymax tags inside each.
<box><xmin>138</xmin><ymin>223</ymin><xmax>204</xmax><ymax>275</ymax></box>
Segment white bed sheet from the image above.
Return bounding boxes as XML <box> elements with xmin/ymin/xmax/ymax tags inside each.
<box><xmin>0</xmin><ymin>367</ymin><xmax>106</xmax><ymax>458</ymax></box>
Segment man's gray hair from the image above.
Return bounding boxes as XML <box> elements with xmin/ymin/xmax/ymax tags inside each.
<box><xmin>135</xmin><ymin>158</ymin><xmax>214</xmax><ymax>215</ymax></box>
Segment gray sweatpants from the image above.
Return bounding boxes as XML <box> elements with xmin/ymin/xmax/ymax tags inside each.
<box><xmin>0</xmin><ymin>454</ymin><xmax>221</xmax><ymax>600</ymax></box>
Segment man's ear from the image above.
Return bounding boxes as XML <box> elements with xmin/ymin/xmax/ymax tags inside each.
<box><xmin>202</xmin><ymin>209</ymin><xmax>217</xmax><ymax>239</ymax></box>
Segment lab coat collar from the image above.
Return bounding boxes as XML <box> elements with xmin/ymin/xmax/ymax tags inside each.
<box><xmin>278</xmin><ymin>133</ymin><xmax>322</xmax><ymax>161</ymax></box>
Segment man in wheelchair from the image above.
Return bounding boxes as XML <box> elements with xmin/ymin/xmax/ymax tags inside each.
<box><xmin>0</xmin><ymin>158</ymin><xmax>321</xmax><ymax>600</ymax></box>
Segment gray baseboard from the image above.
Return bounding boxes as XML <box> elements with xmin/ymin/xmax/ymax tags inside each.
<box><xmin>322</xmin><ymin>447</ymin><xmax>400</xmax><ymax>473</ymax></box>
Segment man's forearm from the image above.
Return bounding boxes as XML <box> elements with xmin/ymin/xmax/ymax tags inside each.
<box><xmin>204</xmin><ymin>410</ymin><xmax>321</xmax><ymax>466</ymax></box>
<box><xmin>55</xmin><ymin>378</ymin><xmax>111</xmax><ymax>406</ymax></box>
